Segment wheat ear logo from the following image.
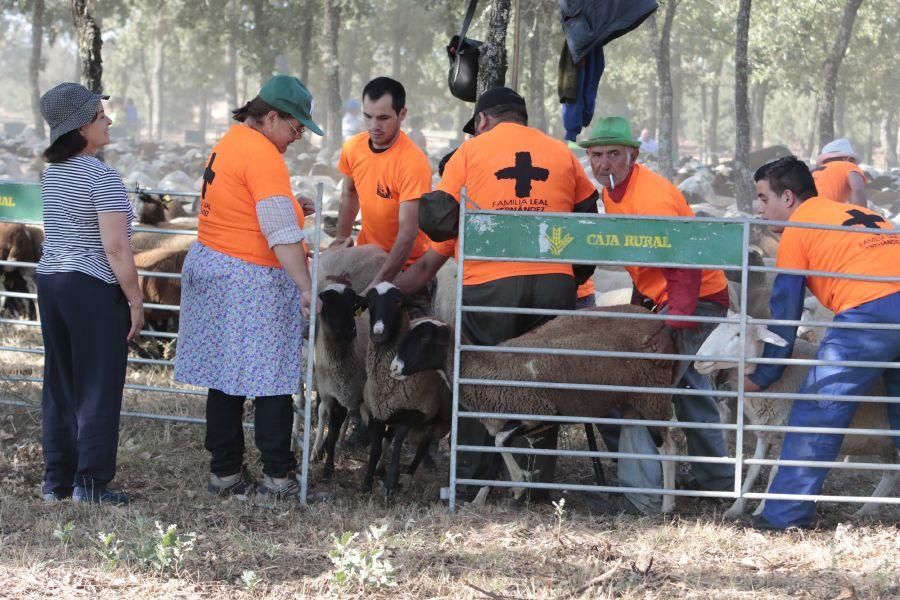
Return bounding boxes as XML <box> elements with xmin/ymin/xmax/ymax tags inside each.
<box><xmin>544</xmin><ymin>226</ymin><xmax>574</xmax><ymax>256</ymax></box>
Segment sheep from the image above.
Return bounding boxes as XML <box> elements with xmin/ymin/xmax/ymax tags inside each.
<box><xmin>316</xmin><ymin>244</ymin><xmax>388</xmax><ymax>294</ymax></box>
<box><xmin>389</xmin><ymin>305</ymin><xmax>681</xmax><ymax>511</ymax></box>
<box><xmin>0</xmin><ymin>223</ymin><xmax>43</xmax><ymax>319</ymax></box>
<box><xmin>361</xmin><ymin>282</ymin><xmax>451</xmax><ymax>496</ymax></box>
<box><xmin>134</xmin><ymin>246</ymin><xmax>188</xmax><ymax>331</ymax></box>
<box><xmin>311</xmin><ymin>283</ymin><xmax>369</xmax><ymax>479</ymax></box>
<box><xmin>433</xmin><ymin>257</ymin><xmax>457</xmax><ymax>324</ymax></box>
<box><xmin>693</xmin><ymin>319</ymin><xmax>897</xmax><ymax>520</ymax></box>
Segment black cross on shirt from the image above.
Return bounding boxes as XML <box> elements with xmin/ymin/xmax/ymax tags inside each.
<box><xmin>495</xmin><ymin>152</ymin><xmax>550</xmax><ymax>198</ymax></box>
<box><xmin>842</xmin><ymin>209</ymin><xmax>885</xmax><ymax>229</ymax></box>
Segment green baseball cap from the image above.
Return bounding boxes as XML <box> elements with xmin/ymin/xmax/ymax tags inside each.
<box><xmin>259</xmin><ymin>75</ymin><xmax>324</xmax><ymax>136</ymax></box>
<box><xmin>577</xmin><ymin>116</ymin><xmax>640</xmax><ymax>149</ymax></box>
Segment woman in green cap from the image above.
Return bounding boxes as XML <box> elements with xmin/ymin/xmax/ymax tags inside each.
<box><xmin>175</xmin><ymin>75</ymin><xmax>324</xmax><ymax>500</ymax></box>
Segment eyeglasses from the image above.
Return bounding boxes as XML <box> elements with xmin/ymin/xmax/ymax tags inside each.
<box><xmin>281</xmin><ymin>116</ymin><xmax>305</xmax><ymax>138</ymax></box>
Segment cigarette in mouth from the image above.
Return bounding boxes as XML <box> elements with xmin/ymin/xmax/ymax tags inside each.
<box><xmin>608</xmin><ymin>174</ymin><xmax>615</xmax><ymax>190</ymax></box>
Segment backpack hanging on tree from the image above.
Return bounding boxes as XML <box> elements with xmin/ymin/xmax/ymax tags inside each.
<box><xmin>446</xmin><ymin>0</ymin><xmax>481</xmax><ymax>102</ymax></box>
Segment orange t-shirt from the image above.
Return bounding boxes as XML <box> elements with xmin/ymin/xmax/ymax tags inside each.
<box><xmin>776</xmin><ymin>196</ymin><xmax>900</xmax><ymax>314</ymax></box>
<box><xmin>436</xmin><ymin>122</ymin><xmax>598</xmax><ymax>286</ymax></box>
<box><xmin>812</xmin><ymin>161</ymin><xmax>865</xmax><ymax>204</ymax></box>
<box><xmin>337</xmin><ymin>131</ymin><xmax>432</xmax><ymax>266</ymax></box>
<box><xmin>197</xmin><ymin>125</ymin><xmax>304</xmax><ymax>268</ymax></box>
<box><xmin>601</xmin><ymin>164</ymin><xmax>728</xmax><ymax>306</ymax></box>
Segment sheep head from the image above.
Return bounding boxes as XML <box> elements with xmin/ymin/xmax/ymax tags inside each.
<box><xmin>319</xmin><ymin>283</ymin><xmax>365</xmax><ymax>342</ymax></box>
<box><xmin>390</xmin><ymin>318</ymin><xmax>451</xmax><ymax>380</ymax></box>
<box><xmin>365</xmin><ymin>281</ymin><xmax>406</xmax><ymax>344</ymax></box>
<box><xmin>693</xmin><ymin>314</ymin><xmax>789</xmax><ymax>375</ymax></box>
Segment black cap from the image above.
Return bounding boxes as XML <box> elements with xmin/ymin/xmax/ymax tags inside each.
<box><xmin>462</xmin><ymin>86</ymin><xmax>527</xmax><ymax>135</ymax></box>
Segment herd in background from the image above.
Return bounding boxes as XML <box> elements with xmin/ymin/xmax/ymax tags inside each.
<box><xmin>0</xmin><ymin>128</ymin><xmax>898</xmax><ymax>515</ymax></box>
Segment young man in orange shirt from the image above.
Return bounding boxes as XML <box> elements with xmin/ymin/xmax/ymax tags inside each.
<box><xmin>748</xmin><ymin>156</ymin><xmax>900</xmax><ymax>530</ymax></box>
<box><xmin>333</xmin><ymin>77</ymin><xmax>433</xmax><ymax>303</ymax></box>
<box><xmin>396</xmin><ymin>87</ymin><xmax>600</xmax><ymax>500</ymax></box>
<box><xmin>579</xmin><ymin>117</ymin><xmax>733</xmax><ymax>514</ymax></box>
<box><xmin>812</xmin><ymin>138</ymin><xmax>867</xmax><ymax>206</ymax></box>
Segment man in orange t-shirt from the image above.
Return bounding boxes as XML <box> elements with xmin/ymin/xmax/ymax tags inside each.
<box><xmin>396</xmin><ymin>87</ymin><xmax>599</xmax><ymax>501</ymax></box>
<box><xmin>579</xmin><ymin>116</ymin><xmax>733</xmax><ymax>513</ymax></box>
<box><xmin>333</xmin><ymin>77</ymin><xmax>432</xmax><ymax>298</ymax></box>
<box><xmin>747</xmin><ymin>156</ymin><xmax>900</xmax><ymax>530</ymax></box>
<box><xmin>811</xmin><ymin>138</ymin><xmax>866</xmax><ymax>206</ymax></box>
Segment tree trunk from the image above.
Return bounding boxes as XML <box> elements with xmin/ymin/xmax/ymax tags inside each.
<box><xmin>817</xmin><ymin>0</ymin><xmax>863</xmax><ymax>149</ymax></box>
<box><xmin>138</xmin><ymin>47</ymin><xmax>153</xmax><ymax>137</ymax></box>
<box><xmin>151</xmin><ymin>31</ymin><xmax>165</xmax><ymax>138</ymax></box>
<box><xmin>646</xmin><ymin>15</ymin><xmax>659</xmax><ymax>137</ymax></box>
<box><xmin>880</xmin><ymin>110</ymin><xmax>897</xmax><ymax>169</ymax></box>
<box><xmin>477</xmin><ymin>0</ymin><xmax>511</xmax><ymax>96</ymax></box>
<box><xmin>671</xmin><ymin>43</ymin><xmax>683</xmax><ymax>161</ymax></box>
<box><xmin>699</xmin><ymin>83</ymin><xmax>708</xmax><ymax>162</ymax></box>
<box><xmin>299</xmin><ymin>12</ymin><xmax>313</xmax><ymax>83</ymax></box>
<box><xmin>805</xmin><ymin>96</ymin><xmax>820</xmax><ymax>160</ymax></box>
<box><xmin>835</xmin><ymin>85</ymin><xmax>846</xmax><ymax>138</ymax></box>
<box><xmin>656</xmin><ymin>1</ymin><xmax>678</xmax><ymax>181</ymax></box>
<box><xmin>251</xmin><ymin>0</ymin><xmax>275</xmax><ymax>86</ymax></box>
<box><xmin>30</xmin><ymin>0</ymin><xmax>46</xmax><ymax>139</ymax></box>
<box><xmin>198</xmin><ymin>90</ymin><xmax>208</xmax><ymax>142</ymax></box>
<box><xmin>70</xmin><ymin>0</ymin><xmax>103</xmax><ymax>93</ymax></box>
<box><xmin>707</xmin><ymin>56</ymin><xmax>723</xmax><ymax>161</ymax></box>
<box><xmin>865</xmin><ymin>114</ymin><xmax>875</xmax><ymax>164</ymax></box>
<box><xmin>225</xmin><ymin>0</ymin><xmax>240</xmax><ymax>110</ymax></box>
<box><xmin>322</xmin><ymin>0</ymin><xmax>343</xmax><ymax>154</ymax></box>
<box><xmin>526</xmin><ymin>0</ymin><xmax>547</xmax><ymax>131</ymax></box>
<box><xmin>733</xmin><ymin>0</ymin><xmax>754</xmax><ymax>214</ymax></box>
<box><xmin>341</xmin><ymin>28</ymin><xmax>358</xmax><ymax>100</ymax></box>
<box><xmin>750</xmin><ymin>80</ymin><xmax>769</xmax><ymax>151</ymax></box>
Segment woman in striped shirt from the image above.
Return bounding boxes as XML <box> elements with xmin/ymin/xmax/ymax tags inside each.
<box><xmin>37</xmin><ymin>82</ymin><xmax>143</xmax><ymax>505</ymax></box>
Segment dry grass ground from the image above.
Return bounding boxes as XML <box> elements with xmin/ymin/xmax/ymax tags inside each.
<box><xmin>0</xmin><ymin>328</ymin><xmax>898</xmax><ymax>599</ymax></box>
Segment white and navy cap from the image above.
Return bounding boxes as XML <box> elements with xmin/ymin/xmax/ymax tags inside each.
<box><xmin>40</xmin><ymin>82</ymin><xmax>109</xmax><ymax>144</ymax></box>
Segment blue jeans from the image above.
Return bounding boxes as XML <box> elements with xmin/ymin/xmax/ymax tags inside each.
<box><xmin>616</xmin><ymin>301</ymin><xmax>732</xmax><ymax>513</ymax></box>
<box><xmin>762</xmin><ymin>291</ymin><xmax>900</xmax><ymax>528</ymax></box>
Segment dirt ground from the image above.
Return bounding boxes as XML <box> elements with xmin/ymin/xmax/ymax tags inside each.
<box><xmin>0</xmin><ymin>323</ymin><xmax>898</xmax><ymax>599</ymax></box>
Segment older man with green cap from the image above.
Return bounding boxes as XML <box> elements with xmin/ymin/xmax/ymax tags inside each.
<box><xmin>578</xmin><ymin>117</ymin><xmax>733</xmax><ymax>515</ymax></box>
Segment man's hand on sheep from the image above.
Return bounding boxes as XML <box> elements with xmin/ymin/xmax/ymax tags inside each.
<box><xmin>329</xmin><ymin>236</ymin><xmax>354</xmax><ymax>249</ymax></box>
<box><xmin>298</xmin><ymin>194</ymin><xmax>317</xmax><ymax>216</ymax></box>
<box><xmin>642</xmin><ymin>324</ymin><xmax>676</xmax><ymax>365</ymax></box>
<box><xmin>743</xmin><ymin>377</ymin><xmax>761</xmax><ymax>393</ymax></box>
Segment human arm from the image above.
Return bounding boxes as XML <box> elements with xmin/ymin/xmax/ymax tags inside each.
<box><xmin>371</xmin><ymin>200</ymin><xmax>421</xmax><ymax>286</ymax></box>
<box><xmin>747</xmin><ymin>273</ymin><xmax>806</xmax><ymax>390</ymax></box>
<box><xmin>257</xmin><ymin>195</ymin><xmax>315</xmax><ymax>315</ymax></box>
<box><xmin>98</xmin><ymin>212</ymin><xmax>144</xmax><ymax>341</ymax></box>
<box><xmin>848</xmin><ymin>170</ymin><xmax>866</xmax><ymax>207</ymax></box>
<box><xmin>393</xmin><ymin>248</ymin><xmax>450</xmax><ymax>296</ymax></box>
<box><xmin>332</xmin><ymin>174</ymin><xmax>359</xmax><ymax>248</ymax></box>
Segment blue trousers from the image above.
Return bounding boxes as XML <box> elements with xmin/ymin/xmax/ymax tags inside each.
<box><xmin>763</xmin><ymin>291</ymin><xmax>900</xmax><ymax>528</ymax></box>
<box><xmin>38</xmin><ymin>272</ymin><xmax>130</xmax><ymax>494</ymax></box>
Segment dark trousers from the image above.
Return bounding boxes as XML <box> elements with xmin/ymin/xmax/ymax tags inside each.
<box><xmin>205</xmin><ymin>389</ymin><xmax>297</xmax><ymax>478</ymax></box>
<box><xmin>38</xmin><ymin>272</ymin><xmax>129</xmax><ymax>494</ymax></box>
<box><xmin>457</xmin><ymin>274</ymin><xmax>575</xmax><ymax>499</ymax></box>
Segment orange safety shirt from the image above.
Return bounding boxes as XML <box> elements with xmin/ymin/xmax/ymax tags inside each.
<box><xmin>776</xmin><ymin>196</ymin><xmax>900</xmax><ymax>314</ymax></box>
<box><xmin>600</xmin><ymin>163</ymin><xmax>728</xmax><ymax>307</ymax></box>
<box><xmin>576</xmin><ymin>277</ymin><xmax>596</xmax><ymax>300</ymax></box>
<box><xmin>198</xmin><ymin>124</ymin><xmax>304</xmax><ymax>268</ymax></box>
<box><xmin>337</xmin><ymin>131</ymin><xmax>432</xmax><ymax>266</ymax></box>
<box><xmin>435</xmin><ymin>122</ymin><xmax>598</xmax><ymax>286</ymax></box>
<box><xmin>812</xmin><ymin>161</ymin><xmax>865</xmax><ymax>204</ymax></box>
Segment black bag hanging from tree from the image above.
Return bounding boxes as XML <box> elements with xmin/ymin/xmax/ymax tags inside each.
<box><xmin>447</xmin><ymin>0</ymin><xmax>481</xmax><ymax>102</ymax></box>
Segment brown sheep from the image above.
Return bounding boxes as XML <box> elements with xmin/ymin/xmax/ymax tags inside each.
<box><xmin>134</xmin><ymin>246</ymin><xmax>188</xmax><ymax>331</ymax></box>
<box><xmin>0</xmin><ymin>223</ymin><xmax>43</xmax><ymax>319</ymax></box>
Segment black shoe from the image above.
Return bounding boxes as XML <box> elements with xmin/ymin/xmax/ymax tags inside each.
<box><xmin>208</xmin><ymin>466</ymin><xmax>255</xmax><ymax>497</ymax></box>
<box><xmin>41</xmin><ymin>488</ymin><xmax>72</xmax><ymax>503</ymax></box>
<box><xmin>73</xmin><ymin>485</ymin><xmax>130</xmax><ymax>505</ymax></box>
<box><xmin>583</xmin><ymin>494</ymin><xmax>643</xmax><ymax>516</ymax></box>
<box><xmin>749</xmin><ymin>514</ymin><xmax>810</xmax><ymax>531</ymax></box>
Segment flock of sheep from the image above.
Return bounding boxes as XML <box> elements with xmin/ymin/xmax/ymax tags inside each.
<box><xmin>0</xmin><ymin>127</ymin><xmax>898</xmax><ymax>517</ymax></box>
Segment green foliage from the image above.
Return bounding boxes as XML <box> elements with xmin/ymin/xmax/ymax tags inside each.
<box><xmin>328</xmin><ymin>524</ymin><xmax>396</xmax><ymax>589</ymax></box>
<box><xmin>94</xmin><ymin>531</ymin><xmax>123</xmax><ymax>570</ymax></box>
<box><xmin>52</xmin><ymin>520</ymin><xmax>75</xmax><ymax>545</ymax></box>
<box><xmin>240</xmin><ymin>569</ymin><xmax>261</xmax><ymax>590</ymax></box>
<box><xmin>128</xmin><ymin>521</ymin><xmax>196</xmax><ymax>575</ymax></box>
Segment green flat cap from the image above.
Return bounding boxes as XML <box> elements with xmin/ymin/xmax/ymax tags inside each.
<box><xmin>577</xmin><ymin>116</ymin><xmax>640</xmax><ymax>149</ymax></box>
<box><xmin>259</xmin><ymin>75</ymin><xmax>324</xmax><ymax>136</ymax></box>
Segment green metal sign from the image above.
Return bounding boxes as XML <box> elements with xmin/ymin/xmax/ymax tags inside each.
<box><xmin>463</xmin><ymin>212</ymin><xmax>744</xmax><ymax>266</ymax></box>
<box><xmin>0</xmin><ymin>182</ymin><xmax>42</xmax><ymax>223</ymax></box>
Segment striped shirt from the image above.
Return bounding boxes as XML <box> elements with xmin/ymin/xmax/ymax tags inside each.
<box><xmin>38</xmin><ymin>155</ymin><xmax>133</xmax><ymax>284</ymax></box>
